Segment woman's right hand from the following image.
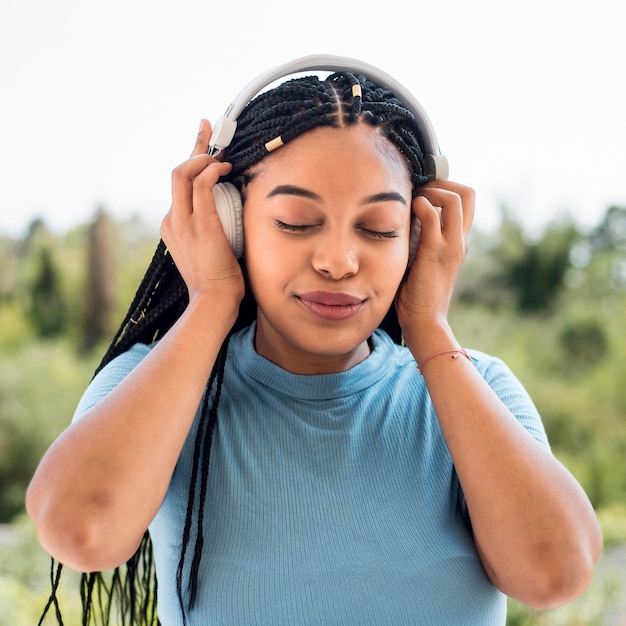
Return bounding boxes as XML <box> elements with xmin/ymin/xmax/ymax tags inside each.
<box><xmin>160</xmin><ymin>119</ymin><xmax>245</xmax><ymax>305</ymax></box>
<box><xmin>26</xmin><ymin>126</ymin><xmax>247</xmax><ymax>573</ymax></box>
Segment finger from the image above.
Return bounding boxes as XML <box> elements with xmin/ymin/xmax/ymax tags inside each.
<box><xmin>418</xmin><ymin>185</ymin><xmax>473</xmax><ymax>241</ymax></box>
<box><xmin>444</xmin><ymin>182</ymin><xmax>475</xmax><ymax>239</ymax></box>
<box><xmin>411</xmin><ymin>195</ymin><xmax>441</xmax><ymax>232</ymax></box>
<box><xmin>191</xmin><ymin>161</ymin><xmax>233</xmax><ymax>216</ymax></box>
<box><xmin>422</xmin><ymin>181</ymin><xmax>475</xmax><ymax>238</ymax></box>
<box><xmin>413</xmin><ymin>188</ymin><xmax>461</xmax><ymax>239</ymax></box>
<box><xmin>171</xmin><ymin>154</ymin><xmax>215</xmax><ymax>215</ymax></box>
<box><xmin>190</xmin><ymin>119</ymin><xmax>213</xmax><ymax>157</ymax></box>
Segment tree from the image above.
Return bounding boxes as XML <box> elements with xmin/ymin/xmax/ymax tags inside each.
<box><xmin>456</xmin><ymin>211</ymin><xmax>581</xmax><ymax>313</ymax></box>
<box><xmin>27</xmin><ymin>245</ymin><xmax>68</xmax><ymax>338</ymax></box>
<box><xmin>589</xmin><ymin>205</ymin><xmax>626</xmax><ymax>252</ymax></box>
<box><xmin>505</xmin><ymin>222</ymin><xmax>580</xmax><ymax>312</ymax></box>
<box><xmin>81</xmin><ymin>208</ymin><xmax>117</xmax><ymax>351</ymax></box>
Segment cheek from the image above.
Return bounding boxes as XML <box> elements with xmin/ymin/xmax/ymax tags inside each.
<box><xmin>375</xmin><ymin>238</ymin><xmax>411</xmax><ymax>295</ymax></box>
<box><xmin>243</xmin><ymin>217</ymin><xmax>297</xmax><ymax>291</ymax></box>
<box><xmin>382</xmin><ymin>232</ymin><xmax>411</xmax><ymax>278</ymax></box>
<box><xmin>374</xmin><ymin>255</ymin><xmax>407</xmax><ymax>295</ymax></box>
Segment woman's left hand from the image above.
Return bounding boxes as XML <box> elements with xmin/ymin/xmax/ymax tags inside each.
<box><xmin>395</xmin><ymin>180</ymin><xmax>474</xmax><ymax>350</ymax></box>
<box><xmin>396</xmin><ymin>181</ymin><xmax>603</xmax><ymax>608</ymax></box>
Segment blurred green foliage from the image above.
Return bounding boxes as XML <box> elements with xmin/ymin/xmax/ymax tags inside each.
<box><xmin>0</xmin><ymin>213</ymin><xmax>156</xmax><ymax>521</ymax></box>
<box><xmin>0</xmin><ymin>515</ymin><xmax>83</xmax><ymax>626</ymax></box>
<box><xmin>450</xmin><ymin>207</ymin><xmax>626</xmax><ymax>517</ymax></box>
<box><xmin>1</xmin><ymin>204</ymin><xmax>625</xmax><ymax>623</ymax></box>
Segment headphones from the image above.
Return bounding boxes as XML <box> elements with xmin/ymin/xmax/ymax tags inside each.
<box><xmin>207</xmin><ymin>54</ymin><xmax>449</xmax><ymax>261</ymax></box>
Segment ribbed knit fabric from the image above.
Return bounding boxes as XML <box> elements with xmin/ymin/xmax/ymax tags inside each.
<box><xmin>74</xmin><ymin>324</ymin><xmax>549</xmax><ymax>625</ymax></box>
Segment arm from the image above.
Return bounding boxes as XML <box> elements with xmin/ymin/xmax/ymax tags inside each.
<box><xmin>26</xmin><ymin>121</ymin><xmax>243</xmax><ymax>573</ymax></box>
<box><xmin>396</xmin><ymin>182</ymin><xmax>602</xmax><ymax>609</ymax></box>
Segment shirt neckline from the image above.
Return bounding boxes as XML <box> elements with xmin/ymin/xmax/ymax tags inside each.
<box><xmin>229</xmin><ymin>323</ymin><xmax>397</xmax><ymax>401</ymax></box>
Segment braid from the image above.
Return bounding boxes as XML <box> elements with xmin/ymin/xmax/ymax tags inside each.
<box><xmin>227</xmin><ymin>78</ymin><xmax>337</xmax><ymax>179</ymax></box>
<box><xmin>37</xmin><ymin>559</ymin><xmax>64</xmax><ymax>625</ymax></box>
<box><xmin>96</xmin><ymin>241</ymin><xmax>189</xmax><ymax>375</ymax></box>
<box><xmin>224</xmin><ymin>73</ymin><xmax>429</xmax><ymax>195</ymax></box>
<box><xmin>43</xmin><ymin>68</ymin><xmax>431</xmax><ymax>626</ymax></box>
<box><xmin>188</xmin><ymin>340</ymin><xmax>228</xmax><ymax>608</ymax></box>
<box><xmin>175</xmin><ymin>339</ymin><xmax>229</xmax><ymax>624</ymax></box>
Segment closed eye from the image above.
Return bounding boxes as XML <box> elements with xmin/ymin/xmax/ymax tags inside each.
<box><xmin>275</xmin><ymin>220</ymin><xmax>315</xmax><ymax>233</ymax></box>
<box><xmin>359</xmin><ymin>228</ymin><xmax>399</xmax><ymax>240</ymax></box>
<box><xmin>276</xmin><ymin>221</ymin><xmax>399</xmax><ymax>239</ymax></box>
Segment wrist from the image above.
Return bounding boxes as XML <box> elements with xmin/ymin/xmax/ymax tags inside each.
<box><xmin>186</xmin><ymin>289</ymin><xmax>242</xmax><ymax>331</ymax></box>
<box><xmin>416</xmin><ymin>348</ymin><xmax>471</xmax><ymax>374</ymax></box>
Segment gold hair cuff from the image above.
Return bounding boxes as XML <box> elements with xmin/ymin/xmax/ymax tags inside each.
<box><xmin>265</xmin><ymin>136</ymin><xmax>284</xmax><ymax>152</ymax></box>
<box><xmin>130</xmin><ymin>309</ymin><xmax>146</xmax><ymax>325</ymax></box>
<box><xmin>352</xmin><ymin>84</ymin><xmax>362</xmax><ymax>98</ymax></box>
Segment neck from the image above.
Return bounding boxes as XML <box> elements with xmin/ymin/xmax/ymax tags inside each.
<box><xmin>253</xmin><ymin>324</ymin><xmax>372</xmax><ymax>375</ymax></box>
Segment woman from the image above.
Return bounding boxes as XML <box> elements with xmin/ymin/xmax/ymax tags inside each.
<box><xmin>26</xmin><ymin>57</ymin><xmax>602</xmax><ymax>625</ymax></box>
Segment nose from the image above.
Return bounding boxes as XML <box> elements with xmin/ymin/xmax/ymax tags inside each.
<box><xmin>311</xmin><ymin>233</ymin><xmax>359</xmax><ymax>280</ymax></box>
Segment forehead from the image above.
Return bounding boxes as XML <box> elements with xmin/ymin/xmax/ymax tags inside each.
<box><xmin>246</xmin><ymin>123</ymin><xmax>411</xmax><ymax>187</ymax></box>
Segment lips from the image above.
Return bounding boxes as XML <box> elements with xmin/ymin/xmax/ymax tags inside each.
<box><xmin>297</xmin><ymin>291</ymin><xmax>365</xmax><ymax>321</ymax></box>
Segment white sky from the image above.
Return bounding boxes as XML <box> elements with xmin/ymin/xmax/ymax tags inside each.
<box><xmin>1</xmin><ymin>0</ymin><xmax>624</xmax><ymax>238</ymax></box>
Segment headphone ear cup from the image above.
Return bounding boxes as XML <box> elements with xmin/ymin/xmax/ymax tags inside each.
<box><xmin>212</xmin><ymin>182</ymin><xmax>244</xmax><ymax>258</ymax></box>
<box><xmin>408</xmin><ymin>215</ymin><xmax>421</xmax><ymax>267</ymax></box>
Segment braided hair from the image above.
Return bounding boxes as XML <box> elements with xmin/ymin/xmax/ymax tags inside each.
<box><xmin>41</xmin><ymin>71</ymin><xmax>430</xmax><ymax>625</ymax></box>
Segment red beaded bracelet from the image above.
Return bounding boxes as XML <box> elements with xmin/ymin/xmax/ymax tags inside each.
<box><xmin>417</xmin><ymin>348</ymin><xmax>471</xmax><ymax>374</ymax></box>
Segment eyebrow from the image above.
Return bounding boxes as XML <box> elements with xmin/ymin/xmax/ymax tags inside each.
<box><xmin>266</xmin><ymin>185</ymin><xmax>321</xmax><ymax>201</ymax></box>
<box><xmin>266</xmin><ymin>185</ymin><xmax>407</xmax><ymax>205</ymax></box>
<box><xmin>361</xmin><ymin>192</ymin><xmax>407</xmax><ymax>205</ymax></box>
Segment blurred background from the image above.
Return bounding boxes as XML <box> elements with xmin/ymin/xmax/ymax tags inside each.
<box><xmin>1</xmin><ymin>0</ymin><xmax>625</xmax><ymax>623</ymax></box>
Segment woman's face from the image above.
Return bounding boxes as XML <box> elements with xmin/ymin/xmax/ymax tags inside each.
<box><xmin>242</xmin><ymin>123</ymin><xmax>412</xmax><ymax>374</ymax></box>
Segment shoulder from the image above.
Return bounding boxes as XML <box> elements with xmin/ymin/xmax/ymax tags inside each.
<box><xmin>468</xmin><ymin>348</ymin><xmax>534</xmax><ymax>397</ymax></box>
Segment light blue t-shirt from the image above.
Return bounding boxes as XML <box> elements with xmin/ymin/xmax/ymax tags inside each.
<box><xmin>74</xmin><ymin>323</ymin><xmax>549</xmax><ymax>625</ymax></box>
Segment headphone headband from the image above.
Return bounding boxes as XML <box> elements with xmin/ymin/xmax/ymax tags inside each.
<box><xmin>209</xmin><ymin>54</ymin><xmax>448</xmax><ymax>180</ymax></box>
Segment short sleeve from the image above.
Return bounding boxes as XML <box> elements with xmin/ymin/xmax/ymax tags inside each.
<box><xmin>470</xmin><ymin>349</ymin><xmax>550</xmax><ymax>450</ymax></box>
<box><xmin>72</xmin><ymin>343</ymin><xmax>154</xmax><ymax>423</ymax></box>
